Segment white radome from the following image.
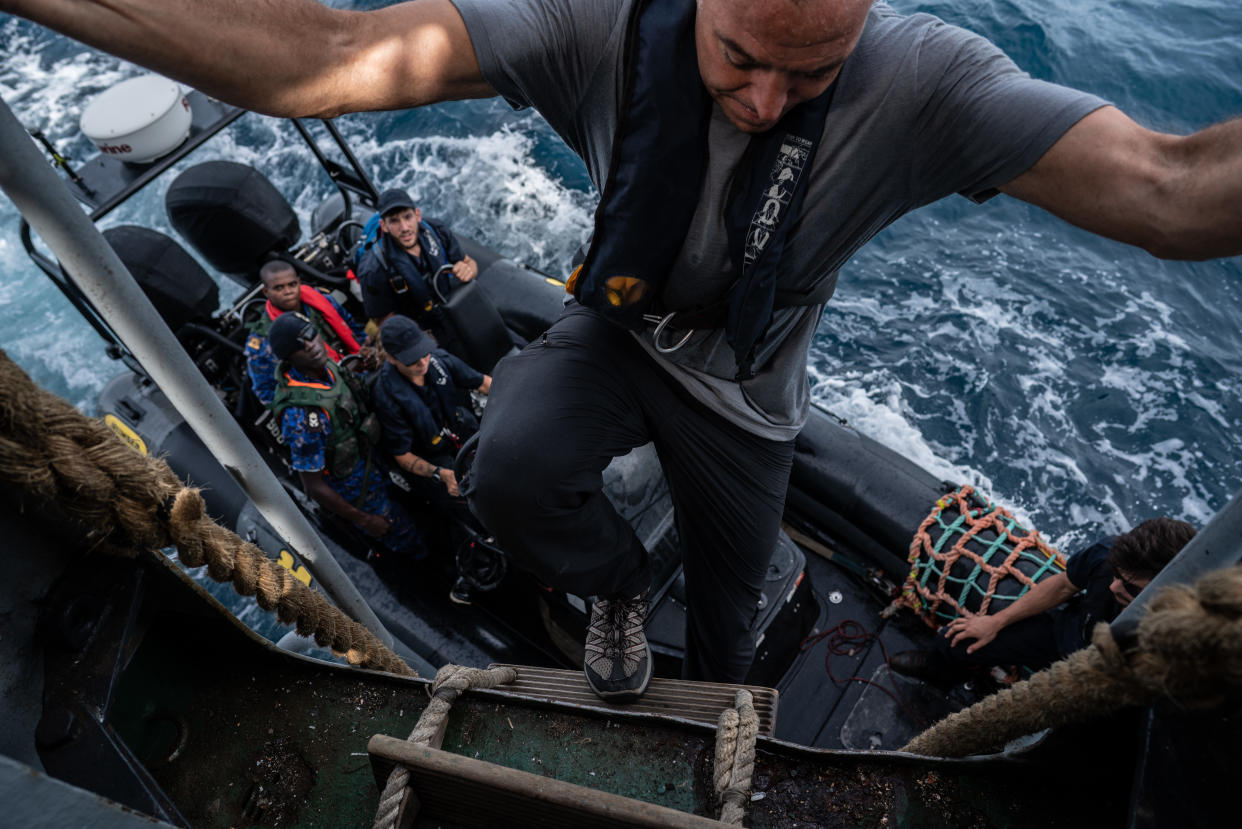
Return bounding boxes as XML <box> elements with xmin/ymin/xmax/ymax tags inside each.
<box><xmin>80</xmin><ymin>74</ymin><xmax>192</xmax><ymax>164</ymax></box>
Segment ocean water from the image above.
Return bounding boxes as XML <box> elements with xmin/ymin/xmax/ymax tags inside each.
<box><xmin>2</xmin><ymin>0</ymin><xmax>1240</xmax><ymax>564</ymax></box>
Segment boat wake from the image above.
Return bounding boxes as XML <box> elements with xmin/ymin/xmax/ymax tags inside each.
<box><xmin>3</xmin><ymin>2</ymin><xmax>1242</xmax><ymax>556</ymax></box>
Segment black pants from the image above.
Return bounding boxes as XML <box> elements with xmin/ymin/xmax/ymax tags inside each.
<box><xmin>935</xmin><ymin>610</ymin><xmax>1065</xmax><ymax>673</ymax></box>
<box><xmin>467</xmin><ymin>305</ymin><xmax>795</xmax><ymax>682</ymax></box>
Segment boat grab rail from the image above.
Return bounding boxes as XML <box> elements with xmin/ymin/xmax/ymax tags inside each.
<box><xmin>0</xmin><ymin>346</ymin><xmax>415</xmax><ymax>677</ymax></box>
<box><xmin>0</xmin><ymin>94</ymin><xmax>400</xmax><ymax>651</ymax></box>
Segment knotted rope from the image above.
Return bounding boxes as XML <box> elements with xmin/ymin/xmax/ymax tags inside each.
<box><xmin>0</xmin><ymin>348</ymin><xmax>412</xmax><ymax>676</ymax></box>
<box><xmin>713</xmin><ymin>689</ymin><xmax>758</xmax><ymax>826</ymax></box>
<box><xmin>372</xmin><ymin>664</ymin><xmax>517</xmax><ymax>829</ymax></box>
<box><xmin>903</xmin><ymin>563</ymin><xmax>1242</xmax><ymax>757</ymax></box>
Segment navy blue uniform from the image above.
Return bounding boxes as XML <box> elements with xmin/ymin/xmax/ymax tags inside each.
<box><xmin>357</xmin><ymin>219</ymin><xmax>465</xmax><ymax>325</ymax></box>
<box><xmin>938</xmin><ymin>539</ymin><xmax>1121</xmax><ymax>672</ymax></box>
<box><xmin>372</xmin><ymin>351</ymin><xmax>486</xmax><ymax>560</ymax></box>
<box><xmin>372</xmin><ymin>351</ymin><xmax>484</xmax><ymax>465</ymax></box>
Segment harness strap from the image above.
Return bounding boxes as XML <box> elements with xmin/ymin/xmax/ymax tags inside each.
<box><xmin>379</xmin><ymin>222</ymin><xmax>449</xmax><ymax>300</ymax></box>
<box><xmin>658</xmin><ymin>276</ymin><xmax>838</xmax><ymax>331</ymax></box>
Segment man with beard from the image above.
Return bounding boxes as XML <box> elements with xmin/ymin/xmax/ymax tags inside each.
<box><xmin>356</xmin><ymin>188</ymin><xmax>478</xmax><ymax>353</ymax></box>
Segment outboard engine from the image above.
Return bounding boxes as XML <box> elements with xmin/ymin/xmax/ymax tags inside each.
<box><xmin>165</xmin><ymin>161</ymin><xmax>300</xmax><ymax>282</ymax></box>
<box><xmin>101</xmin><ymin>225</ymin><xmax>218</xmax><ymax>334</ymax></box>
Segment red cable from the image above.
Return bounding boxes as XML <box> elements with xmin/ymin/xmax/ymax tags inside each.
<box><xmin>800</xmin><ymin>619</ymin><xmax>927</xmax><ymax>729</ymax></box>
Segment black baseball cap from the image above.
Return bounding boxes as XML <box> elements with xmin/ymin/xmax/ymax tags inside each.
<box><xmin>269</xmin><ymin>312</ymin><xmax>317</xmax><ymax>360</ymax></box>
<box><xmin>382</xmin><ymin>315</ymin><xmax>436</xmax><ymax>365</ymax></box>
<box><xmin>377</xmin><ymin>188</ymin><xmax>417</xmax><ymax>217</ymax></box>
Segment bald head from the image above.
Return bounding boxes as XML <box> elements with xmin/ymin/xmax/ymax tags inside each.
<box><xmin>695</xmin><ymin>0</ymin><xmax>871</xmax><ymax>132</ymax></box>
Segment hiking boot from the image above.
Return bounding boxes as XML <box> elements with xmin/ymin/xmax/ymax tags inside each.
<box><xmin>583</xmin><ymin>592</ymin><xmax>652</xmax><ymax>704</ymax></box>
<box><xmin>449</xmin><ymin>576</ymin><xmax>475</xmax><ymax>606</ymax></box>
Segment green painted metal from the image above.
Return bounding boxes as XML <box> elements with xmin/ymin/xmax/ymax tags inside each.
<box><xmin>439</xmin><ymin>704</ymin><xmax>709</xmax><ymax>812</ymax></box>
<box><xmin>98</xmin><ymin>558</ymin><xmax>1125</xmax><ymax>828</ymax></box>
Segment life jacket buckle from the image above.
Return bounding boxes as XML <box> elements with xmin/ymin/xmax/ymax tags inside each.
<box><xmin>388</xmin><ymin>273</ymin><xmax>409</xmax><ymax>295</ymax></box>
<box><xmin>644</xmin><ymin>312</ymin><xmax>694</xmax><ymax>354</ymax></box>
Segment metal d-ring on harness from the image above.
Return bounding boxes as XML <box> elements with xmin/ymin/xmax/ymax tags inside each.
<box><xmin>643</xmin><ymin>312</ymin><xmax>694</xmax><ymax>354</ymax></box>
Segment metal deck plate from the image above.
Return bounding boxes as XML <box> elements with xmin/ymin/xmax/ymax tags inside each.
<box><xmin>491</xmin><ymin>664</ymin><xmax>778</xmax><ymax>737</ymax></box>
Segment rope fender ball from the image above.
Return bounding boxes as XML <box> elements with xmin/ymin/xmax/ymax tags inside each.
<box><xmin>0</xmin><ymin>348</ymin><xmax>413</xmax><ymax>676</ymax></box>
<box><xmin>902</xmin><ymin>563</ymin><xmax>1242</xmax><ymax>758</ymax></box>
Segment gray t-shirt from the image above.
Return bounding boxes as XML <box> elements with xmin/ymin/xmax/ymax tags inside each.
<box><xmin>452</xmin><ymin>0</ymin><xmax>1107</xmax><ymax>440</ymax></box>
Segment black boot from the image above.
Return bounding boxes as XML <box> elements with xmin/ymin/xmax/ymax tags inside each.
<box><xmin>449</xmin><ymin>576</ymin><xmax>475</xmax><ymax>605</ymax></box>
<box><xmin>889</xmin><ymin>649</ymin><xmax>969</xmax><ymax>686</ymax></box>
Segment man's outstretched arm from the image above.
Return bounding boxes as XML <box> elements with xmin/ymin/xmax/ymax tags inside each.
<box><xmin>943</xmin><ymin>572</ymin><xmax>1080</xmax><ymax>654</ymax></box>
<box><xmin>1001</xmin><ymin>106</ymin><xmax>1242</xmax><ymax>261</ymax></box>
<box><xmin>0</xmin><ymin>0</ymin><xmax>493</xmax><ymax>117</ymax></box>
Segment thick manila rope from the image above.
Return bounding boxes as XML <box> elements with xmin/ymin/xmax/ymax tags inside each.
<box><xmin>0</xmin><ymin>348</ymin><xmax>413</xmax><ymax>676</ymax></box>
<box><xmin>713</xmin><ymin>689</ymin><xmax>758</xmax><ymax>825</ymax></box>
<box><xmin>372</xmin><ymin>664</ymin><xmax>518</xmax><ymax>829</ymax></box>
<box><xmin>903</xmin><ymin>563</ymin><xmax>1242</xmax><ymax>757</ymax></box>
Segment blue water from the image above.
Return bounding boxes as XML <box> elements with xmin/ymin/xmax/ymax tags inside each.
<box><xmin>2</xmin><ymin>0</ymin><xmax>1240</xmax><ymax>566</ymax></box>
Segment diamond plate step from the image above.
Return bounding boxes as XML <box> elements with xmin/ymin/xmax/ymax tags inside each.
<box><xmin>491</xmin><ymin>664</ymin><xmax>778</xmax><ymax>737</ymax></box>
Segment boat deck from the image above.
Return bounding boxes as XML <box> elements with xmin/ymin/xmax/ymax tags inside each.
<box><xmin>319</xmin><ymin>513</ymin><xmax>984</xmax><ymax>751</ymax></box>
<box><xmin>775</xmin><ymin>546</ymin><xmax>980</xmax><ymax>750</ymax></box>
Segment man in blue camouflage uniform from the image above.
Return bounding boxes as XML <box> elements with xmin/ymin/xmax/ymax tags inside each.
<box><xmin>268</xmin><ymin>312</ymin><xmax>426</xmax><ymax>558</ymax></box>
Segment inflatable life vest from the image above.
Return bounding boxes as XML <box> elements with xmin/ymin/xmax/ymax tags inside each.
<box><xmin>370</xmin><ymin>221</ymin><xmax>452</xmax><ymax>321</ymax></box>
<box><xmin>270</xmin><ymin>361</ymin><xmax>381</xmax><ymax>480</ymax></box>
<box><xmin>568</xmin><ymin>0</ymin><xmax>837</xmax><ymax>379</ymax></box>
<box><xmin>419</xmin><ymin>355</ymin><xmax>479</xmax><ymax>451</ymax></box>
<box><xmin>250</xmin><ymin>287</ymin><xmax>361</xmax><ymax>362</ymax></box>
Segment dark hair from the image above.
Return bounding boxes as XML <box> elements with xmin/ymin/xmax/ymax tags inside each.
<box><xmin>1108</xmin><ymin>517</ymin><xmax>1197</xmax><ymax>579</ymax></box>
<box><xmin>259</xmin><ymin>259</ymin><xmax>296</xmax><ymax>286</ymax></box>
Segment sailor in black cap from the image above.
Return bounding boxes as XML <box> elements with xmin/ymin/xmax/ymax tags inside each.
<box><xmin>371</xmin><ymin>314</ymin><xmax>493</xmax><ymax>602</ymax></box>
<box><xmin>355</xmin><ymin>188</ymin><xmax>478</xmax><ymax>352</ymax></box>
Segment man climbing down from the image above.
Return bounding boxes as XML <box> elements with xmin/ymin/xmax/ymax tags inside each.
<box><xmin>245</xmin><ymin>260</ymin><xmax>376</xmax><ymax>405</ymax></box>
<box><xmin>267</xmin><ymin>312</ymin><xmax>427</xmax><ymax>559</ymax></box>
<box><xmin>11</xmin><ymin>0</ymin><xmax>1240</xmax><ymax>707</ymax></box>
<box><xmin>890</xmin><ymin>517</ymin><xmax>1198</xmax><ymax>683</ymax></box>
